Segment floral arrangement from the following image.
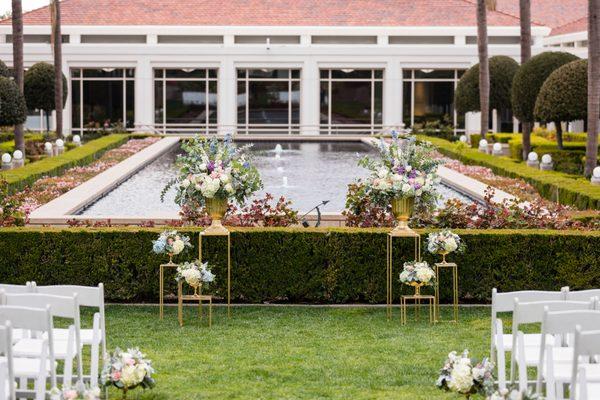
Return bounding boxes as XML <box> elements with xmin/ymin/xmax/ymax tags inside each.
<box><xmin>164</xmin><ymin>134</ymin><xmax>262</xmax><ymax>208</ymax></box>
<box><xmin>175</xmin><ymin>260</ymin><xmax>215</xmax><ymax>289</ymax></box>
<box><xmin>100</xmin><ymin>347</ymin><xmax>155</xmax><ymax>399</ymax></box>
<box><xmin>152</xmin><ymin>230</ymin><xmax>191</xmax><ymax>260</ymax></box>
<box><xmin>426</xmin><ymin>230</ymin><xmax>466</xmax><ymax>258</ymax></box>
<box><xmin>488</xmin><ymin>387</ymin><xmax>542</xmax><ymax>400</ymax></box>
<box><xmin>399</xmin><ymin>261</ymin><xmax>435</xmax><ymax>286</ymax></box>
<box><xmin>49</xmin><ymin>386</ymin><xmax>100</xmax><ymax>400</ymax></box>
<box><xmin>437</xmin><ymin>350</ymin><xmax>494</xmax><ymax>398</ymax></box>
<box><xmin>358</xmin><ymin>132</ymin><xmax>441</xmax><ymax>208</ymax></box>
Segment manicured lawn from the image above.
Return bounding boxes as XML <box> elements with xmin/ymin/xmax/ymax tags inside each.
<box><xmin>100</xmin><ymin>305</ymin><xmax>491</xmax><ymax>399</ymax></box>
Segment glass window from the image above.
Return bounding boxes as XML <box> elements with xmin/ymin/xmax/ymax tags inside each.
<box><xmin>82</xmin><ymin>81</ymin><xmax>124</xmax><ymax>128</ymax></box>
<box><xmin>331</xmin><ymin>69</ymin><xmax>372</xmax><ymax>80</ymax></box>
<box><xmin>413</xmin><ymin>81</ymin><xmax>454</xmax><ymax>125</ymax></box>
<box><xmin>82</xmin><ymin>69</ymin><xmax>124</xmax><ymax>78</ymax></box>
<box><xmin>403</xmin><ymin>83</ymin><xmax>412</xmax><ymax>127</ymax></box>
<box><xmin>414</xmin><ymin>69</ymin><xmax>454</xmax><ymax>79</ymax></box>
<box><xmin>72</xmin><ymin>81</ymin><xmax>80</xmax><ymax>129</ymax></box>
<box><xmin>165</xmin><ymin>69</ymin><xmax>206</xmax><ymax>79</ymax></box>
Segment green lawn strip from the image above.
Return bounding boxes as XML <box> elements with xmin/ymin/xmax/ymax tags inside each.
<box><xmin>419</xmin><ymin>135</ymin><xmax>600</xmax><ymax>210</ymax></box>
<box><xmin>91</xmin><ymin>305</ymin><xmax>491</xmax><ymax>399</ymax></box>
<box><xmin>0</xmin><ymin>134</ymin><xmax>131</xmax><ymax>193</ymax></box>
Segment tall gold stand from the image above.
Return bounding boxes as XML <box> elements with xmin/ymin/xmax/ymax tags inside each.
<box><xmin>386</xmin><ymin>228</ymin><xmax>421</xmax><ymax>320</ymax></box>
<box><xmin>159</xmin><ymin>262</ymin><xmax>178</xmax><ymax>320</ymax></box>
<box><xmin>199</xmin><ymin>229</ymin><xmax>232</xmax><ymax>318</ymax></box>
<box><xmin>177</xmin><ymin>282</ymin><xmax>213</xmax><ymax>327</ymax></box>
<box><xmin>434</xmin><ymin>262</ymin><xmax>458</xmax><ymax>323</ymax></box>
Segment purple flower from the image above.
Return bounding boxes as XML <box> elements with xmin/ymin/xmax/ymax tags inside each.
<box><xmin>396</xmin><ymin>166</ymin><xmax>406</xmax><ymax>175</ymax></box>
<box><xmin>414</xmin><ymin>183</ymin><xmax>422</xmax><ymax>190</ymax></box>
<box><xmin>409</xmin><ymin>170</ymin><xmax>417</xmax><ymax>179</ymax></box>
<box><xmin>207</xmin><ymin>161</ymin><xmax>215</xmax><ymax>172</ymax></box>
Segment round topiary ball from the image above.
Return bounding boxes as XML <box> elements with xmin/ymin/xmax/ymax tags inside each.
<box><xmin>455</xmin><ymin>55</ymin><xmax>520</xmax><ymax>115</ymax></box>
<box><xmin>534</xmin><ymin>59</ymin><xmax>588</xmax><ymax>123</ymax></box>
<box><xmin>0</xmin><ymin>76</ymin><xmax>27</xmax><ymax>126</ymax></box>
<box><xmin>0</xmin><ymin>60</ymin><xmax>10</xmax><ymax>78</ymax></box>
<box><xmin>512</xmin><ymin>51</ymin><xmax>579</xmax><ymax>123</ymax></box>
<box><xmin>24</xmin><ymin>62</ymin><xmax>68</xmax><ymax>113</ymax></box>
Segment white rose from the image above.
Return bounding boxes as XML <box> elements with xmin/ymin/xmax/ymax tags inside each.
<box><xmin>399</xmin><ymin>270</ymin><xmax>410</xmax><ymax>282</ymax></box>
<box><xmin>224</xmin><ymin>183</ymin><xmax>234</xmax><ymax>194</ymax></box>
<box><xmin>444</xmin><ymin>237</ymin><xmax>458</xmax><ymax>253</ymax></box>
<box><xmin>121</xmin><ymin>365</ymin><xmax>143</xmax><ymax>387</ymax></box>
<box><xmin>199</xmin><ymin>163</ymin><xmax>207</xmax><ymax>171</ymax></box>
<box><xmin>401</xmin><ymin>184</ymin><xmax>412</xmax><ymax>193</ymax></box>
<box><xmin>448</xmin><ymin>360</ymin><xmax>473</xmax><ymax>393</ymax></box>
<box><xmin>220</xmin><ymin>174</ymin><xmax>230</xmax><ymax>184</ymax></box>
<box><xmin>195</xmin><ymin>183</ymin><xmax>202</xmax><ymax>191</ymax></box>
<box><xmin>172</xmin><ymin>239</ymin><xmax>185</xmax><ymax>255</ymax></box>
<box><xmin>377</xmin><ymin>168</ymin><xmax>388</xmax><ymax>178</ymax></box>
<box><xmin>181</xmin><ymin>179</ymin><xmax>190</xmax><ymax>188</ymax></box>
<box><xmin>415</xmin><ymin>267</ymin><xmax>433</xmax><ymax>283</ymax></box>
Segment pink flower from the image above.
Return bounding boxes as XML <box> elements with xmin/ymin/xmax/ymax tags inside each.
<box><xmin>64</xmin><ymin>390</ymin><xmax>78</xmax><ymax>400</ymax></box>
<box><xmin>111</xmin><ymin>371</ymin><xmax>121</xmax><ymax>381</ymax></box>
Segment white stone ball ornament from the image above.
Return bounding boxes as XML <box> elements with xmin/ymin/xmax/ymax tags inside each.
<box><xmin>459</xmin><ymin>135</ymin><xmax>468</xmax><ymax>143</ymax></box>
<box><xmin>492</xmin><ymin>143</ymin><xmax>502</xmax><ymax>152</ymax></box>
<box><xmin>593</xmin><ymin>166</ymin><xmax>600</xmax><ymax>179</ymax></box>
<box><xmin>73</xmin><ymin>135</ymin><xmax>81</xmax><ymax>144</ymax></box>
<box><xmin>1</xmin><ymin>153</ymin><xmax>11</xmax><ymax>163</ymax></box>
<box><xmin>479</xmin><ymin>139</ymin><xmax>488</xmax><ymax>147</ymax></box>
<box><xmin>541</xmin><ymin>154</ymin><xmax>552</xmax><ymax>164</ymax></box>
<box><xmin>55</xmin><ymin>139</ymin><xmax>64</xmax><ymax>147</ymax></box>
<box><xmin>12</xmin><ymin>150</ymin><xmax>23</xmax><ymax>160</ymax></box>
<box><xmin>527</xmin><ymin>152</ymin><xmax>538</xmax><ymax>162</ymax></box>
<box><xmin>44</xmin><ymin>142</ymin><xmax>53</xmax><ymax>151</ymax></box>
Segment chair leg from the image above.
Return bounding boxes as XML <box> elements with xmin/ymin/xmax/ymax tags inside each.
<box><xmin>34</xmin><ymin>376</ymin><xmax>45</xmax><ymax>400</ymax></box>
<box><xmin>19</xmin><ymin>377</ymin><xmax>27</xmax><ymax>400</ymax></box>
<box><xmin>91</xmin><ymin>341</ymin><xmax>99</xmax><ymax>388</ymax></box>
<box><xmin>497</xmin><ymin>347</ymin><xmax>507</xmax><ymax>390</ymax></box>
<box><xmin>64</xmin><ymin>356</ymin><xmax>73</xmax><ymax>388</ymax></box>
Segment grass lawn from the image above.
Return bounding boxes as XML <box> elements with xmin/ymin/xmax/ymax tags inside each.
<box><xmin>99</xmin><ymin>305</ymin><xmax>491</xmax><ymax>399</ymax></box>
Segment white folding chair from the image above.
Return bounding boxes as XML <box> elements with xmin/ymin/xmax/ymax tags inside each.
<box><xmin>32</xmin><ymin>283</ymin><xmax>105</xmax><ymax>387</ymax></box>
<box><xmin>535</xmin><ymin>309</ymin><xmax>600</xmax><ymax>399</ymax></box>
<box><xmin>0</xmin><ymin>306</ymin><xmax>54</xmax><ymax>400</ymax></box>
<box><xmin>510</xmin><ymin>299</ymin><xmax>593</xmax><ymax>393</ymax></box>
<box><xmin>0</xmin><ymin>284</ymin><xmax>33</xmax><ymax>344</ymax></box>
<box><xmin>490</xmin><ymin>288</ymin><xmax>567</xmax><ymax>389</ymax></box>
<box><xmin>0</xmin><ymin>322</ymin><xmax>16</xmax><ymax>400</ymax></box>
<box><xmin>2</xmin><ymin>293</ymin><xmax>83</xmax><ymax>388</ymax></box>
<box><xmin>570</xmin><ymin>328</ymin><xmax>600</xmax><ymax>400</ymax></box>
<box><xmin>565</xmin><ymin>289</ymin><xmax>600</xmax><ymax>302</ymax></box>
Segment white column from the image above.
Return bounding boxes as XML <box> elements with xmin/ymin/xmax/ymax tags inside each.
<box><xmin>134</xmin><ymin>58</ymin><xmax>153</xmax><ymax>131</ymax></box>
<box><xmin>383</xmin><ymin>61</ymin><xmax>402</xmax><ymax>130</ymax></box>
<box><xmin>218</xmin><ymin>59</ymin><xmax>236</xmax><ymax>135</ymax></box>
<box><xmin>300</xmin><ymin>59</ymin><xmax>319</xmax><ymax>135</ymax></box>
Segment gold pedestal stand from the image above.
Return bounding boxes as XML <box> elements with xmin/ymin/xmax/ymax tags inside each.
<box><xmin>159</xmin><ymin>262</ymin><xmax>178</xmax><ymax>320</ymax></box>
<box><xmin>400</xmin><ymin>294</ymin><xmax>435</xmax><ymax>325</ymax></box>
<box><xmin>434</xmin><ymin>262</ymin><xmax>458</xmax><ymax>323</ymax></box>
<box><xmin>199</xmin><ymin>229</ymin><xmax>232</xmax><ymax>318</ymax></box>
<box><xmin>386</xmin><ymin>228</ymin><xmax>421</xmax><ymax>320</ymax></box>
<box><xmin>177</xmin><ymin>282</ymin><xmax>213</xmax><ymax>327</ymax></box>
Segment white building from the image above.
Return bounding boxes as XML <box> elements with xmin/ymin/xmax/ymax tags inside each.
<box><xmin>0</xmin><ymin>0</ymin><xmax>589</xmax><ymax>135</ymax></box>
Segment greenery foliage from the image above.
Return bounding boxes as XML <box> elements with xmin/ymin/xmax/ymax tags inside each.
<box><xmin>0</xmin><ymin>227</ymin><xmax>598</xmax><ymax>304</ymax></box>
<box><xmin>511</xmin><ymin>52</ymin><xmax>579</xmax><ymax>123</ymax></box>
<box><xmin>23</xmin><ymin>62</ymin><xmax>68</xmax><ymax>113</ymax></box>
<box><xmin>455</xmin><ymin>56</ymin><xmax>519</xmax><ymax>114</ymax></box>
<box><xmin>0</xmin><ymin>77</ymin><xmax>27</xmax><ymax>126</ymax></box>
<box><xmin>421</xmin><ymin>135</ymin><xmax>600</xmax><ymax>209</ymax></box>
<box><xmin>534</xmin><ymin>59</ymin><xmax>588</xmax><ymax>123</ymax></box>
<box><xmin>0</xmin><ymin>60</ymin><xmax>10</xmax><ymax>78</ymax></box>
<box><xmin>0</xmin><ymin>134</ymin><xmax>130</xmax><ymax>193</ymax></box>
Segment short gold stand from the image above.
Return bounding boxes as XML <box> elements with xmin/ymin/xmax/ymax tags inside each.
<box><xmin>199</xmin><ymin>228</ymin><xmax>232</xmax><ymax>318</ymax></box>
<box><xmin>386</xmin><ymin>228</ymin><xmax>421</xmax><ymax>320</ymax></box>
<box><xmin>401</xmin><ymin>294</ymin><xmax>435</xmax><ymax>325</ymax></box>
<box><xmin>159</xmin><ymin>262</ymin><xmax>178</xmax><ymax>320</ymax></box>
<box><xmin>177</xmin><ymin>282</ymin><xmax>213</xmax><ymax>327</ymax></box>
<box><xmin>434</xmin><ymin>262</ymin><xmax>459</xmax><ymax>323</ymax></box>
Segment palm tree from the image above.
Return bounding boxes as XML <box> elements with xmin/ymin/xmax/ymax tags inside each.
<box><xmin>50</xmin><ymin>0</ymin><xmax>63</xmax><ymax>138</ymax></box>
<box><xmin>519</xmin><ymin>0</ymin><xmax>533</xmax><ymax>158</ymax></box>
<box><xmin>586</xmin><ymin>0</ymin><xmax>600</xmax><ymax>177</ymax></box>
<box><xmin>477</xmin><ymin>0</ymin><xmax>491</xmax><ymax>139</ymax></box>
<box><xmin>11</xmin><ymin>0</ymin><xmax>24</xmax><ymax>153</ymax></box>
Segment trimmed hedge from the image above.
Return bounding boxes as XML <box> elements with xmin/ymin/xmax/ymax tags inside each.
<box><xmin>0</xmin><ymin>227</ymin><xmax>598</xmax><ymax>304</ymax></box>
<box><xmin>421</xmin><ymin>135</ymin><xmax>600</xmax><ymax>209</ymax></box>
<box><xmin>0</xmin><ymin>134</ymin><xmax>130</xmax><ymax>193</ymax></box>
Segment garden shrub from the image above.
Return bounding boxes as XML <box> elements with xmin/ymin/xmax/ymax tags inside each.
<box><xmin>0</xmin><ymin>77</ymin><xmax>27</xmax><ymax>127</ymax></box>
<box><xmin>0</xmin><ymin>60</ymin><xmax>10</xmax><ymax>78</ymax></box>
<box><xmin>24</xmin><ymin>62</ymin><xmax>68</xmax><ymax>128</ymax></box>
<box><xmin>469</xmin><ymin>133</ymin><xmax>520</xmax><ymax>148</ymax></box>
<box><xmin>421</xmin><ymin>135</ymin><xmax>600</xmax><ymax>210</ymax></box>
<box><xmin>0</xmin><ymin>134</ymin><xmax>130</xmax><ymax>193</ymax></box>
<box><xmin>0</xmin><ymin>227</ymin><xmax>598</xmax><ymax>304</ymax></box>
<box><xmin>455</xmin><ymin>56</ymin><xmax>519</xmax><ymax>115</ymax></box>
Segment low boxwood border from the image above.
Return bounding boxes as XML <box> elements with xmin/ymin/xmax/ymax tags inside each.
<box><xmin>0</xmin><ymin>227</ymin><xmax>598</xmax><ymax>304</ymax></box>
<box><xmin>420</xmin><ymin>135</ymin><xmax>600</xmax><ymax>210</ymax></box>
<box><xmin>0</xmin><ymin>134</ymin><xmax>131</xmax><ymax>193</ymax></box>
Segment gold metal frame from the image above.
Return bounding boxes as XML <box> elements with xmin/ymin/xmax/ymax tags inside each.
<box><xmin>434</xmin><ymin>262</ymin><xmax>459</xmax><ymax>323</ymax></box>
<box><xmin>400</xmin><ymin>294</ymin><xmax>435</xmax><ymax>325</ymax></box>
<box><xmin>177</xmin><ymin>281</ymin><xmax>213</xmax><ymax>327</ymax></box>
<box><xmin>159</xmin><ymin>262</ymin><xmax>178</xmax><ymax>320</ymax></box>
<box><xmin>199</xmin><ymin>229</ymin><xmax>232</xmax><ymax>318</ymax></box>
<box><xmin>386</xmin><ymin>228</ymin><xmax>421</xmax><ymax>320</ymax></box>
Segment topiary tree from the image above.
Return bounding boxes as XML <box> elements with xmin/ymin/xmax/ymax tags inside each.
<box><xmin>455</xmin><ymin>55</ymin><xmax>520</xmax><ymax>124</ymax></box>
<box><xmin>512</xmin><ymin>52</ymin><xmax>579</xmax><ymax>150</ymax></box>
<box><xmin>23</xmin><ymin>62</ymin><xmax>67</xmax><ymax>132</ymax></box>
<box><xmin>534</xmin><ymin>59</ymin><xmax>589</xmax><ymax>134</ymax></box>
<box><xmin>0</xmin><ymin>60</ymin><xmax>10</xmax><ymax>78</ymax></box>
<box><xmin>0</xmin><ymin>76</ymin><xmax>27</xmax><ymax>127</ymax></box>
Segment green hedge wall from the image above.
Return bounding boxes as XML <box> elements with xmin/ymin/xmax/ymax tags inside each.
<box><xmin>421</xmin><ymin>135</ymin><xmax>600</xmax><ymax>210</ymax></box>
<box><xmin>0</xmin><ymin>227</ymin><xmax>598</xmax><ymax>304</ymax></box>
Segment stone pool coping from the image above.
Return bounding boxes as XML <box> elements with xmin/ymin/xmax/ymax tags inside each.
<box><xmin>28</xmin><ymin>135</ymin><xmax>514</xmax><ymax>226</ymax></box>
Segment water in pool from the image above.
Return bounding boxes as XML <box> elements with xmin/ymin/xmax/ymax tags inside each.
<box><xmin>78</xmin><ymin>141</ymin><xmax>472</xmax><ymax>216</ymax></box>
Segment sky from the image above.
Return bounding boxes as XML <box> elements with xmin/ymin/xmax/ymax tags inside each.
<box><xmin>0</xmin><ymin>0</ymin><xmax>50</xmax><ymax>16</ymax></box>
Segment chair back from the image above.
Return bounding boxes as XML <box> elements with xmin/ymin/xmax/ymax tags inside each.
<box><xmin>2</xmin><ymin>293</ymin><xmax>79</xmax><ymax>320</ymax></box>
<box><xmin>512</xmin><ymin>299</ymin><xmax>592</xmax><ymax>326</ymax></box>
<box><xmin>542</xmin><ymin>309</ymin><xmax>600</xmax><ymax>336</ymax></box>
<box><xmin>0</xmin><ymin>283</ymin><xmax>32</xmax><ymax>294</ymax></box>
<box><xmin>570</xmin><ymin>328</ymin><xmax>600</xmax><ymax>400</ymax></box>
<box><xmin>565</xmin><ymin>289</ymin><xmax>600</xmax><ymax>302</ymax></box>
<box><xmin>32</xmin><ymin>283</ymin><xmax>103</xmax><ymax>308</ymax></box>
<box><xmin>0</xmin><ymin>322</ymin><xmax>15</xmax><ymax>400</ymax></box>
<box><xmin>492</xmin><ymin>289</ymin><xmax>566</xmax><ymax>314</ymax></box>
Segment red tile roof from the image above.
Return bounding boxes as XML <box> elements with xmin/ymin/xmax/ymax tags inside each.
<box><xmin>550</xmin><ymin>17</ymin><xmax>588</xmax><ymax>37</ymax></box>
<box><xmin>1</xmin><ymin>0</ymin><xmax>525</xmax><ymax>27</ymax></box>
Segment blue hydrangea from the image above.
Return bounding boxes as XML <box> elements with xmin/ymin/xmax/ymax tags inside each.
<box><xmin>152</xmin><ymin>240</ymin><xmax>166</xmax><ymax>254</ymax></box>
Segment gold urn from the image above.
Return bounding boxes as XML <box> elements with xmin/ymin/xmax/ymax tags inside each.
<box><xmin>391</xmin><ymin>196</ymin><xmax>415</xmax><ymax>233</ymax></box>
<box><xmin>409</xmin><ymin>281</ymin><xmax>425</xmax><ymax>296</ymax></box>
<box><xmin>204</xmin><ymin>197</ymin><xmax>229</xmax><ymax>235</ymax></box>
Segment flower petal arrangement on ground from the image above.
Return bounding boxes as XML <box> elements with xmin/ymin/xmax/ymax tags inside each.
<box><xmin>437</xmin><ymin>350</ymin><xmax>494</xmax><ymax>398</ymax></box>
<box><xmin>50</xmin><ymin>385</ymin><xmax>101</xmax><ymax>400</ymax></box>
<box><xmin>101</xmin><ymin>347</ymin><xmax>155</xmax><ymax>399</ymax></box>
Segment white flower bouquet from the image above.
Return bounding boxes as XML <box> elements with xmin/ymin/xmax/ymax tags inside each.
<box><xmin>399</xmin><ymin>261</ymin><xmax>435</xmax><ymax>286</ymax></box>
<box><xmin>100</xmin><ymin>347</ymin><xmax>155</xmax><ymax>399</ymax></box>
<box><xmin>358</xmin><ymin>132</ymin><xmax>441</xmax><ymax>209</ymax></box>
<box><xmin>164</xmin><ymin>134</ymin><xmax>262</xmax><ymax>208</ymax></box>
<box><xmin>152</xmin><ymin>230</ymin><xmax>192</xmax><ymax>262</ymax></box>
<box><xmin>49</xmin><ymin>385</ymin><xmax>100</xmax><ymax>400</ymax></box>
<box><xmin>426</xmin><ymin>229</ymin><xmax>466</xmax><ymax>262</ymax></box>
<box><xmin>437</xmin><ymin>350</ymin><xmax>494</xmax><ymax>399</ymax></box>
<box><xmin>175</xmin><ymin>260</ymin><xmax>215</xmax><ymax>296</ymax></box>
